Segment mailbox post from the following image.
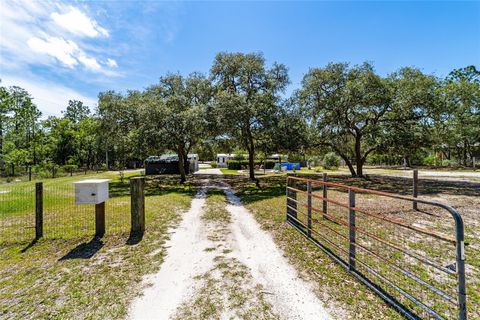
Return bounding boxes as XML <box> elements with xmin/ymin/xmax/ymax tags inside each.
<box><xmin>74</xmin><ymin>179</ymin><xmax>110</xmax><ymax>237</ymax></box>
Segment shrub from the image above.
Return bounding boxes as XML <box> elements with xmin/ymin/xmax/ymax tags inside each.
<box><xmin>227</xmin><ymin>160</ymin><xmax>247</xmax><ymax>170</ymax></box>
<box><xmin>441</xmin><ymin>159</ymin><xmax>458</xmax><ymax>167</ymax></box>
<box><xmin>323</xmin><ymin>152</ymin><xmax>340</xmax><ymax>170</ymax></box>
<box><xmin>423</xmin><ymin>155</ymin><xmax>440</xmax><ymax>166</ymax></box>
<box><xmin>63</xmin><ymin>164</ymin><xmax>78</xmax><ymax>176</ymax></box>
<box><xmin>210</xmin><ymin>162</ymin><xmax>217</xmax><ymax>168</ymax></box>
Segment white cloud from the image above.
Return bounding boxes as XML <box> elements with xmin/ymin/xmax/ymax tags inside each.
<box><xmin>27</xmin><ymin>36</ymin><xmax>79</xmax><ymax>67</ymax></box>
<box><xmin>0</xmin><ymin>0</ymin><xmax>117</xmax><ymax>75</ymax></box>
<box><xmin>1</xmin><ymin>75</ymin><xmax>97</xmax><ymax>117</ymax></box>
<box><xmin>106</xmin><ymin>58</ymin><xmax>118</xmax><ymax>68</ymax></box>
<box><xmin>78</xmin><ymin>54</ymin><xmax>102</xmax><ymax>71</ymax></box>
<box><xmin>51</xmin><ymin>6</ymin><xmax>109</xmax><ymax>38</ymax></box>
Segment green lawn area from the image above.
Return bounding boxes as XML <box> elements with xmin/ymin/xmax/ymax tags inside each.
<box><xmin>219</xmin><ymin>168</ymin><xmax>241</xmax><ymax>175</ymax></box>
<box><xmin>0</xmin><ymin>175</ymin><xmax>196</xmax><ymax>319</ymax></box>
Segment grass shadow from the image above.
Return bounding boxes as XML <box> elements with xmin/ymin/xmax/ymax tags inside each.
<box><xmin>59</xmin><ymin>236</ymin><xmax>104</xmax><ymax>260</ymax></box>
<box><xmin>126</xmin><ymin>231</ymin><xmax>143</xmax><ymax>245</ymax></box>
<box><xmin>20</xmin><ymin>238</ymin><xmax>38</xmax><ymax>253</ymax></box>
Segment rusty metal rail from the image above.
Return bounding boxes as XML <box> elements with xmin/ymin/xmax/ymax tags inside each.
<box><xmin>286</xmin><ymin>175</ymin><xmax>467</xmax><ymax>320</ymax></box>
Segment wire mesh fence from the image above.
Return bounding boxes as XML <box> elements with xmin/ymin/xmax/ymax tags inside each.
<box><xmin>0</xmin><ymin>181</ymin><xmax>132</xmax><ymax>245</ymax></box>
<box><xmin>286</xmin><ymin>175</ymin><xmax>466</xmax><ymax>320</ymax></box>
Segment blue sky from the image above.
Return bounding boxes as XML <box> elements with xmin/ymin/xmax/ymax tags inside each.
<box><xmin>1</xmin><ymin>1</ymin><xmax>479</xmax><ymax>116</ymax></box>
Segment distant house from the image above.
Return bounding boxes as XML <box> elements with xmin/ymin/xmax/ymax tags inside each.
<box><xmin>269</xmin><ymin>154</ymin><xmax>288</xmax><ymax>162</ymax></box>
<box><xmin>145</xmin><ymin>154</ymin><xmax>199</xmax><ymax>175</ymax></box>
<box><xmin>216</xmin><ymin>153</ymin><xmax>232</xmax><ymax>168</ymax></box>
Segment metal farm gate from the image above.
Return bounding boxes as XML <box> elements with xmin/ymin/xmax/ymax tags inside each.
<box><xmin>286</xmin><ymin>176</ymin><xmax>467</xmax><ymax>320</ymax></box>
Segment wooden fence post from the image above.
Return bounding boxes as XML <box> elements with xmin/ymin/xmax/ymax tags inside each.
<box><xmin>348</xmin><ymin>189</ymin><xmax>356</xmax><ymax>271</ymax></box>
<box><xmin>131</xmin><ymin>177</ymin><xmax>145</xmax><ymax>235</ymax></box>
<box><xmin>413</xmin><ymin>169</ymin><xmax>418</xmax><ymax>210</ymax></box>
<box><xmin>35</xmin><ymin>182</ymin><xmax>43</xmax><ymax>239</ymax></box>
<box><xmin>322</xmin><ymin>172</ymin><xmax>328</xmax><ymax>217</ymax></box>
<box><xmin>95</xmin><ymin>202</ymin><xmax>105</xmax><ymax>237</ymax></box>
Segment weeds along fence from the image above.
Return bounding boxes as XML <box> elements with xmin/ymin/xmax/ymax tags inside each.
<box><xmin>0</xmin><ymin>181</ymin><xmax>137</xmax><ymax>245</ymax></box>
<box><xmin>286</xmin><ymin>175</ymin><xmax>467</xmax><ymax>320</ymax></box>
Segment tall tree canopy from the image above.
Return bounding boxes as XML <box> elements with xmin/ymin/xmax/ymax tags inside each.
<box><xmin>211</xmin><ymin>52</ymin><xmax>289</xmax><ymax>180</ymax></box>
<box><xmin>144</xmin><ymin>73</ymin><xmax>212</xmax><ymax>182</ymax></box>
<box><xmin>299</xmin><ymin>62</ymin><xmax>391</xmax><ymax>176</ymax></box>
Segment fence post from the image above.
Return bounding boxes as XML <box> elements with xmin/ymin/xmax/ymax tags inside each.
<box><xmin>348</xmin><ymin>189</ymin><xmax>356</xmax><ymax>271</ymax></box>
<box><xmin>35</xmin><ymin>182</ymin><xmax>43</xmax><ymax>239</ymax></box>
<box><xmin>95</xmin><ymin>202</ymin><xmax>105</xmax><ymax>237</ymax></box>
<box><xmin>322</xmin><ymin>172</ymin><xmax>328</xmax><ymax>217</ymax></box>
<box><xmin>413</xmin><ymin>169</ymin><xmax>418</xmax><ymax>210</ymax></box>
<box><xmin>286</xmin><ymin>174</ymin><xmax>297</xmax><ymax>224</ymax></box>
<box><xmin>131</xmin><ymin>177</ymin><xmax>145</xmax><ymax>235</ymax></box>
<box><xmin>307</xmin><ymin>181</ymin><xmax>312</xmax><ymax>237</ymax></box>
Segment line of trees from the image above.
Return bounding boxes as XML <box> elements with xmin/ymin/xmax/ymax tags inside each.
<box><xmin>1</xmin><ymin>53</ymin><xmax>479</xmax><ymax>181</ymax></box>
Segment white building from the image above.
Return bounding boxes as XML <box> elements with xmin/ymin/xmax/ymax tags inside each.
<box><xmin>216</xmin><ymin>153</ymin><xmax>233</xmax><ymax>168</ymax></box>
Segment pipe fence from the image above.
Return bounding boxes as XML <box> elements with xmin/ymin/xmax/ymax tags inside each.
<box><xmin>286</xmin><ymin>175</ymin><xmax>467</xmax><ymax>320</ymax></box>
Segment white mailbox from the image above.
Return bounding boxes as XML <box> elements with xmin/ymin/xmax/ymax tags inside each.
<box><xmin>74</xmin><ymin>179</ymin><xmax>110</xmax><ymax>205</ymax></box>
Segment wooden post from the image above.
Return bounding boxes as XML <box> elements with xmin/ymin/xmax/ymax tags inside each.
<box><xmin>95</xmin><ymin>202</ymin><xmax>105</xmax><ymax>237</ymax></box>
<box><xmin>473</xmin><ymin>157</ymin><xmax>476</xmax><ymax>171</ymax></box>
<box><xmin>35</xmin><ymin>182</ymin><xmax>43</xmax><ymax>239</ymax></box>
<box><xmin>307</xmin><ymin>181</ymin><xmax>312</xmax><ymax>237</ymax></box>
<box><xmin>413</xmin><ymin>169</ymin><xmax>418</xmax><ymax>210</ymax></box>
<box><xmin>286</xmin><ymin>174</ymin><xmax>297</xmax><ymax>224</ymax></box>
<box><xmin>348</xmin><ymin>189</ymin><xmax>356</xmax><ymax>271</ymax></box>
<box><xmin>131</xmin><ymin>177</ymin><xmax>145</xmax><ymax>234</ymax></box>
<box><xmin>322</xmin><ymin>173</ymin><xmax>328</xmax><ymax>217</ymax></box>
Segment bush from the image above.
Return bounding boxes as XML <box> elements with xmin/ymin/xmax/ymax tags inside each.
<box><xmin>62</xmin><ymin>164</ymin><xmax>78</xmax><ymax>176</ymax></box>
<box><xmin>323</xmin><ymin>152</ymin><xmax>340</xmax><ymax>170</ymax></box>
<box><xmin>227</xmin><ymin>160</ymin><xmax>248</xmax><ymax>170</ymax></box>
<box><xmin>441</xmin><ymin>159</ymin><xmax>458</xmax><ymax>167</ymax></box>
<box><xmin>210</xmin><ymin>162</ymin><xmax>217</xmax><ymax>168</ymax></box>
<box><xmin>423</xmin><ymin>155</ymin><xmax>440</xmax><ymax>166</ymax></box>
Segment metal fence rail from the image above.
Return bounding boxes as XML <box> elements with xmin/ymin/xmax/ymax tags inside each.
<box><xmin>286</xmin><ymin>175</ymin><xmax>467</xmax><ymax>320</ymax></box>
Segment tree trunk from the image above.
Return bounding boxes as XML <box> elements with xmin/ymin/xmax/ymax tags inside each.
<box><xmin>336</xmin><ymin>153</ymin><xmax>356</xmax><ymax>176</ymax></box>
<box><xmin>248</xmin><ymin>151</ymin><xmax>255</xmax><ymax>180</ymax></box>
<box><xmin>354</xmin><ymin>135</ymin><xmax>363</xmax><ymax>177</ymax></box>
<box><xmin>177</xmin><ymin>147</ymin><xmax>186</xmax><ymax>183</ymax></box>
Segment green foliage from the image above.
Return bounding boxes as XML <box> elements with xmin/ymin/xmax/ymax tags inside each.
<box><xmin>227</xmin><ymin>160</ymin><xmax>248</xmax><ymax>170</ymax></box>
<box><xmin>210</xmin><ymin>162</ymin><xmax>217</xmax><ymax>168</ymax></box>
<box><xmin>423</xmin><ymin>155</ymin><xmax>440</xmax><ymax>166</ymax></box>
<box><xmin>299</xmin><ymin>62</ymin><xmax>391</xmax><ymax>176</ymax></box>
<box><xmin>323</xmin><ymin>152</ymin><xmax>340</xmax><ymax>170</ymax></box>
<box><xmin>211</xmin><ymin>52</ymin><xmax>289</xmax><ymax>180</ymax></box>
<box><xmin>227</xmin><ymin>159</ymin><xmax>276</xmax><ymax>170</ymax></box>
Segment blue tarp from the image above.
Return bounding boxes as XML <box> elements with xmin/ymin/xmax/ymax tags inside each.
<box><xmin>276</xmin><ymin>162</ymin><xmax>300</xmax><ymax>170</ymax></box>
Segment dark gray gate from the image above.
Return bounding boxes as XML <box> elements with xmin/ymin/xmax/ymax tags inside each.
<box><xmin>286</xmin><ymin>176</ymin><xmax>467</xmax><ymax>320</ymax></box>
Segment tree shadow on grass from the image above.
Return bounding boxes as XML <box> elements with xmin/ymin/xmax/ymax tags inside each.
<box><xmin>59</xmin><ymin>236</ymin><xmax>104</xmax><ymax>260</ymax></box>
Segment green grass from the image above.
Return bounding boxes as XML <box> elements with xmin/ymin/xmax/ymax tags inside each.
<box><xmin>0</xmin><ymin>175</ymin><xmax>196</xmax><ymax>319</ymax></box>
<box><xmin>0</xmin><ymin>171</ymin><xmax>146</xmax><ymax>243</ymax></box>
<box><xmin>219</xmin><ymin>168</ymin><xmax>241</xmax><ymax>175</ymax></box>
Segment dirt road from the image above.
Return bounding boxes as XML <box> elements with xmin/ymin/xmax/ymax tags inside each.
<box><xmin>128</xmin><ymin>179</ymin><xmax>330</xmax><ymax>320</ymax></box>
